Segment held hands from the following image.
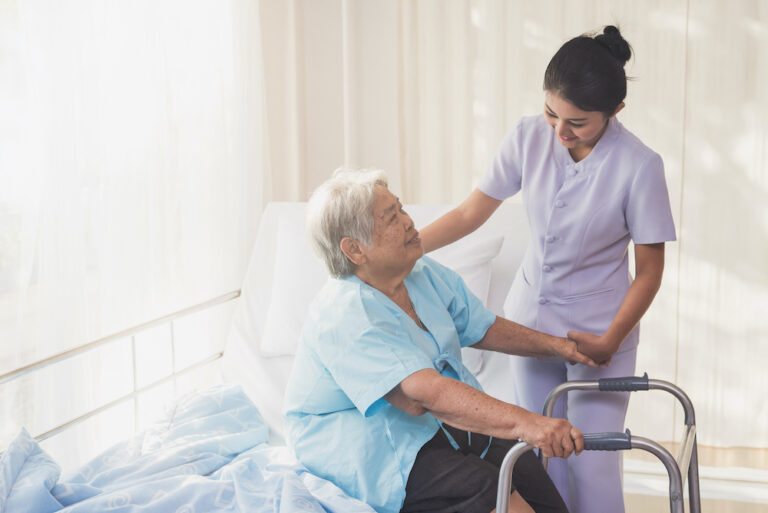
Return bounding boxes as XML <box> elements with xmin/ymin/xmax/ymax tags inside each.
<box><xmin>555</xmin><ymin>337</ymin><xmax>597</xmax><ymax>367</ymax></box>
<box><xmin>567</xmin><ymin>331</ymin><xmax>616</xmax><ymax>366</ymax></box>
<box><xmin>518</xmin><ymin>411</ymin><xmax>584</xmax><ymax>459</ymax></box>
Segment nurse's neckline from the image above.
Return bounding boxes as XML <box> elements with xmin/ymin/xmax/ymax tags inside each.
<box><xmin>563</xmin><ymin>116</ymin><xmax>618</xmax><ymax>165</ymax></box>
<box><xmin>568</xmin><ymin>120</ymin><xmax>610</xmax><ymax>162</ymax></box>
<box><xmin>569</xmin><ymin>145</ymin><xmax>593</xmax><ymax>163</ymax></box>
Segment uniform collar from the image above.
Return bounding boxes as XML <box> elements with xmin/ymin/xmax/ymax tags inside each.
<box><xmin>552</xmin><ymin>116</ymin><xmax>621</xmax><ymax>174</ymax></box>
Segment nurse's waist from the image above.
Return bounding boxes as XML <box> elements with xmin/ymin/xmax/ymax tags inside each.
<box><xmin>522</xmin><ymin>278</ymin><xmax>630</xmax><ymax>304</ymax></box>
<box><xmin>523</xmin><ymin>263</ymin><xmax>629</xmax><ymax>286</ymax></box>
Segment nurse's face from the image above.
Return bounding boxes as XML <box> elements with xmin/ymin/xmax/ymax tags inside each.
<box><xmin>544</xmin><ymin>91</ymin><xmax>621</xmax><ymax>159</ymax></box>
<box><xmin>364</xmin><ymin>186</ymin><xmax>423</xmax><ymax>276</ymax></box>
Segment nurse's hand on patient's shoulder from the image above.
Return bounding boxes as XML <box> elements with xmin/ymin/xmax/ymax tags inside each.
<box><xmin>567</xmin><ymin>331</ymin><xmax>614</xmax><ymax>366</ymax></box>
<box><xmin>517</xmin><ymin>411</ymin><xmax>584</xmax><ymax>459</ymax></box>
<box><xmin>555</xmin><ymin>336</ymin><xmax>597</xmax><ymax>367</ymax></box>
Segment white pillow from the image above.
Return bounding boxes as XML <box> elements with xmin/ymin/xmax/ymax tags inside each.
<box><xmin>429</xmin><ymin>236</ymin><xmax>504</xmax><ymax>304</ymax></box>
<box><xmin>259</xmin><ymin>219</ymin><xmax>329</xmax><ymax>357</ymax></box>
<box><xmin>429</xmin><ymin>236</ymin><xmax>504</xmax><ymax>375</ymax></box>
<box><xmin>259</xmin><ymin>219</ymin><xmax>504</xmax><ymax>359</ymax></box>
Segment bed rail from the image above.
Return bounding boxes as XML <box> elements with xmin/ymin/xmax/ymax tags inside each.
<box><xmin>1</xmin><ymin>290</ymin><xmax>241</xmax><ymax>441</ymax></box>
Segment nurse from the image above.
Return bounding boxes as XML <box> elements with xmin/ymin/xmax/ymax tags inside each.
<box><xmin>419</xmin><ymin>26</ymin><xmax>676</xmax><ymax>513</ymax></box>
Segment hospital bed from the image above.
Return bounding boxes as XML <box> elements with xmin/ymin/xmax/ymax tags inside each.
<box><xmin>1</xmin><ymin>201</ymin><xmax>699</xmax><ymax>512</ymax></box>
<box><xmin>0</xmin><ymin>201</ymin><xmax>523</xmax><ymax>512</ymax></box>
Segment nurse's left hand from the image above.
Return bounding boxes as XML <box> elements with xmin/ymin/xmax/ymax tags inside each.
<box><xmin>567</xmin><ymin>331</ymin><xmax>614</xmax><ymax>366</ymax></box>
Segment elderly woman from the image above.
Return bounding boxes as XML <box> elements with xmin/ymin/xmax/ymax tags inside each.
<box><xmin>284</xmin><ymin>169</ymin><xmax>595</xmax><ymax>513</ymax></box>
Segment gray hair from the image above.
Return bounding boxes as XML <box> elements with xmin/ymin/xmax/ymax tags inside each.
<box><xmin>306</xmin><ymin>168</ymin><xmax>388</xmax><ymax>277</ymax></box>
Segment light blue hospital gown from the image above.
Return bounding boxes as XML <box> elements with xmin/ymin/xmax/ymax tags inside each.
<box><xmin>283</xmin><ymin>256</ymin><xmax>496</xmax><ymax>513</ymax></box>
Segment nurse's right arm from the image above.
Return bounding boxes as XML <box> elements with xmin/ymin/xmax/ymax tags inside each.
<box><xmin>418</xmin><ymin>189</ymin><xmax>502</xmax><ymax>253</ymax></box>
<box><xmin>384</xmin><ymin>368</ymin><xmax>584</xmax><ymax>459</ymax></box>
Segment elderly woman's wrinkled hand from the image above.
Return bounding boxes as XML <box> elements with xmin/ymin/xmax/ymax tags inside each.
<box><xmin>557</xmin><ymin>337</ymin><xmax>597</xmax><ymax>367</ymax></box>
<box><xmin>517</xmin><ymin>411</ymin><xmax>584</xmax><ymax>459</ymax></box>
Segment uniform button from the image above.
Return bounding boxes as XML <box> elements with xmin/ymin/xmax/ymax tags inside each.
<box><xmin>555</xmin><ymin>200</ymin><xmax>565</xmax><ymax>208</ymax></box>
<box><xmin>538</xmin><ymin>297</ymin><xmax>548</xmax><ymax>305</ymax></box>
<box><xmin>545</xmin><ymin>235</ymin><xmax>556</xmax><ymax>243</ymax></box>
<box><xmin>542</xmin><ymin>265</ymin><xmax>552</xmax><ymax>272</ymax></box>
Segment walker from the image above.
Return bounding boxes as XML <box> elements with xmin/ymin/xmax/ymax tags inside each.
<box><xmin>496</xmin><ymin>373</ymin><xmax>701</xmax><ymax>513</ymax></box>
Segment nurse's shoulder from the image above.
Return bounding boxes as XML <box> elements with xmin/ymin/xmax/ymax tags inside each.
<box><xmin>612</xmin><ymin>119</ymin><xmax>658</xmax><ymax>158</ymax></box>
<box><xmin>497</xmin><ymin>114</ymin><xmax>556</xmax><ymax>155</ymax></box>
<box><xmin>609</xmin><ymin>119</ymin><xmax>664</xmax><ymax>177</ymax></box>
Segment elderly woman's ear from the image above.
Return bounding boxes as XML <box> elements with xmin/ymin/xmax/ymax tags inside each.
<box><xmin>340</xmin><ymin>237</ymin><xmax>367</xmax><ymax>267</ymax></box>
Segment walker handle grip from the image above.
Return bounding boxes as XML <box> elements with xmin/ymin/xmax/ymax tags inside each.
<box><xmin>582</xmin><ymin>430</ymin><xmax>632</xmax><ymax>451</ymax></box>
<box><xmin>598</xmin><ymin>373</ymin><xmax>649</xmax><ymax>392</ymax></box>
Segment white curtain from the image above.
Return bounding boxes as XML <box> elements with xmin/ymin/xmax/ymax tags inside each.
<box><xmin>259</xmin><ymin>0</ymin><xmax>402</xmax><ymax>199</ymax></box>
<box><xmin>0</xmin><ymin>0</ymin><xmax>264</xmax><ymax>467</ymax></box>
<box><xmin>259</xmin><ymin>0</ymin><xmax>768</xmax><ymax>471</ymax></box>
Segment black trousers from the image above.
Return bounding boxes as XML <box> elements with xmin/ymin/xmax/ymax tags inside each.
<box><xmin>401</xmin><ymin>425</ymin><xmax>568</xmax><ymax>513</ymax></box>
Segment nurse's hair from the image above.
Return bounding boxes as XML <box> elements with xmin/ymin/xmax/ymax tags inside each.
<box><xmin>306</xmin><ymin>167</ymin><xmax>388</xmax><ymax>277</ymax></box>
<box><xmin>544</xmin><ymin>25</ymin><xmax>632</xmax><ymax>116</ymax></box>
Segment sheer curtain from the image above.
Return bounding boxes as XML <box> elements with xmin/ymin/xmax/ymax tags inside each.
<box><xmin>0</xmin><ymin>0</ymin><xmax>264</xmax><ymax>466</ymax></box>
<box><xmin>258</xmin><ymin>0</ymin><xmax>768</xmax><ymax>473</ymax></box>
<box><xmin>259</xmin><ymin>0</ymin><xmax>402</xmax><ymax>199</ymax></box>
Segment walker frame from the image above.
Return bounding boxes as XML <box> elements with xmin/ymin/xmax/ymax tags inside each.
<box><xmin>495</xmin><ymin>373</ymin><xmax>701</xmax><ymax>513</ymax></box>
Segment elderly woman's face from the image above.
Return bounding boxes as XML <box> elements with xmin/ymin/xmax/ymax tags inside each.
<box><xmin>365</xmin><ymin>186</ymin><xmax>423</xmax><ymax>274</ymax></box>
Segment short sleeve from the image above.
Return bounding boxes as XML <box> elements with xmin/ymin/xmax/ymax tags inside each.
<box><xmin>477</xmin><ymin>121</ymin><xmax>524</xmax><ymax>201</ymax></box>
<box><xmin>421</xmin><ymin>257</ymin><xmax>497</xmax><ymax>348</ymax></box>
<box><xmin>626</xmin><ymin>153</ymin><xmax>677</xmax><ymax>244</ymax></box>
<box><xmin>312</xmin><ymin>309</ymin><xmax>433</xmax><ymax>418</ymax></box>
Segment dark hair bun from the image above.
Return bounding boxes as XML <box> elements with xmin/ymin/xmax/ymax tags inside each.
<box><xmin>595</xmin><ymin>25</ymin><xmax>632</xmax><ymax>65</ymax></box>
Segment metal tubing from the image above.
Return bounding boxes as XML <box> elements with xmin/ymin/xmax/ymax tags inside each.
<box><xmin>648</xmin><ymin>380</ymin><xmax>696</xmax><ymax>426</ymax></box>
<box><xmin>498</xmin><ymin>436</ymin><xmax>685</xmax><ymax>513</ymax></box>
<box><xmin>687</xmin><ymin>440</ymin><xmax>702</xmax><ymax>513</ymax></box>
<box><xmin>538</xmin><ymin>376</ymin><xmax>701</xmax><ymax>512</ymax></box>
<box><xmin>0</xmin><ymin>290</ymin><xmax>240</xmax><ymax>386</ymax></box>
<box><xmin>34</xmin><ymin>351</ymin><xmax>223</xmax><ymax>442</ymax></box>
<box><xmin>632</xmin><ymin>436</ymin><xmax>685</xmax><ymax>513</ymax></box>
<box><xmin>542</xmin><ymin>380</ymin><xmax>600</xmax><ymax>418</ymax></box>
<box><xmin>496</xmin><ymin>442</ymin><xmax>534</xmax><ymax>513</ymax></box>
<box><xmin>648</xmin><ymin>380</ymin><xmax>701</xmax><ymax>513</ymax></box>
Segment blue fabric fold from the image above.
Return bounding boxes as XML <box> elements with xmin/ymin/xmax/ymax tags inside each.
<box><xmin>0</xmin><ymin>385</ymin><xmax>376</xmax><ymax>513</ymax></box>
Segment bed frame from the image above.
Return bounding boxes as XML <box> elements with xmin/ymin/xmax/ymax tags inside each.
<box><xmin>0</xmin><ymin>290</ymin><xmax>240</xmax><ymax>442</ymax></box>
